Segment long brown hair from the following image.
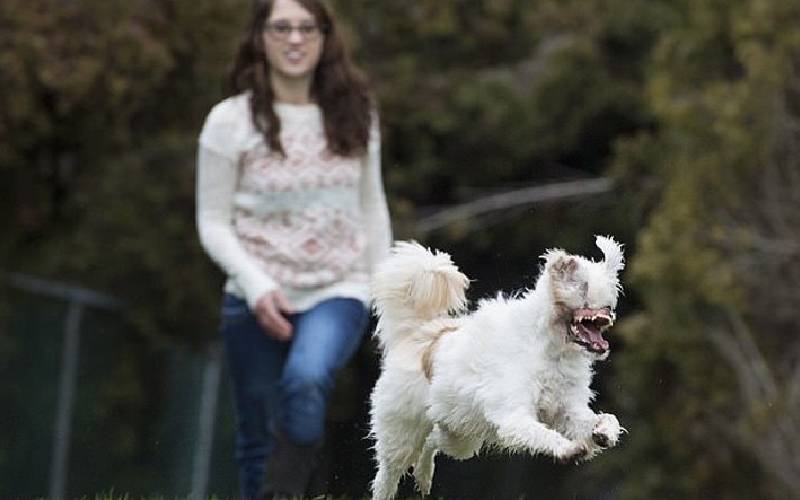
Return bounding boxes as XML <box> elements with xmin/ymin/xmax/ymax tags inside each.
<box><xmin>228</xmin><ymin>0</ymin><xmax>372</xmax><ymax>157</ymax></box>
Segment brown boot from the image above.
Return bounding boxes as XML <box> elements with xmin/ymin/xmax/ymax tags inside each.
<box><xmin>261</xmin><ymin>425</ymin><xmax>322</xmax><ymax>499</ymax></box>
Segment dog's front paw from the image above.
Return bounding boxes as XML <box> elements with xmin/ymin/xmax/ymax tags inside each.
<box><xmin>554</xmin><ymin>440</ymin><xmax>589</xmax><ymax>464</ymax></box>
<box><xmin>592</xmin><ymin>413</ymin><xmax>622</xmax><ymax>448</ymax></box>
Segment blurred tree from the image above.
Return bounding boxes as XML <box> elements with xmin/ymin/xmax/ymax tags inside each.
<box><xmin>334</xmin><ymin>0</ymin><xmax>660</xmax><ymax>299</ymax></box>
<box><xmin>602</xmin><ymin>0</ymin><xmax>800</xmax><ymax>498</ymax></box>
<box><xmin>0</xmin><ymin>0</ymin><xmax>247</xmax><ymax>343</ymax></box>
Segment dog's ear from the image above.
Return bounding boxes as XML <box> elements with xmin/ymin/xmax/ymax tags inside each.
<box><xmin>595</xmin><ymin>235</ymin><xmax>625</xmax><ymax>276</ymax></box>
<box><xmin>544</xmin><ymin>249</ymin><xmax>578</xmax><ymax>283</ymax></box>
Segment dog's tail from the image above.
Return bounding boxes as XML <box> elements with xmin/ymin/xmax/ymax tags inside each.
<box><xmin>371</xmin><ymin>241</ymin><xmax>469</xmax><ymax>349</ymax></box>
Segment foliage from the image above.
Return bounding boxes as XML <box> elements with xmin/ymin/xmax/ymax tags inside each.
<box><xmin>0</xmin><ymin>0</ymin><xmax>246</xmax><ymax>343</ymax></box>
<box><xmin>602</xmin><ymin>0</ymin><xmax>800</xmax><ymax>498</ymax></box>
<box><xmin>2</xmin><ymin>0</ymin><xmax>799</xmax><ymax>497</ymax></box>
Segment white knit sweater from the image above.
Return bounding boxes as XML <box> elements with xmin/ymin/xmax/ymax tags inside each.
<box><xmin>196</xmin><ymin>93</ymin><xmax>392</xmax><ymax>311</ymax></box>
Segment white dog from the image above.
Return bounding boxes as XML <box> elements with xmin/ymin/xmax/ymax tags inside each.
<box><xmin>368</xmin><ymin>236</ymin><xmax>626</xmax><ymax>500</ymax></box>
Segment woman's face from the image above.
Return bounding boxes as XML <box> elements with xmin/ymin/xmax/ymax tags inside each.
<box><xmin>263</xmin><ymin>0</ymin><xmax>324</xmax><ymax>82</ymax></box>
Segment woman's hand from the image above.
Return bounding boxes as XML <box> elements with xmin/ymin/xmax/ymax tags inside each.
<box><xmin>254</xmin><ymin>290</ymin><xmax>295</xmax><ymax>341</ymax></box>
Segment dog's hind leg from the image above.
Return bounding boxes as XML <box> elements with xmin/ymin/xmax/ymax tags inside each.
<box><xmin>372</xmin><ymin>426</ymin><xmax>427</xmax><ymax>500</ymax></box>
<box><xmin>413</xmin><ymin>428</ymin><xmax>438</xmax><ymax>496</ymax></box>
<box><xmin>372</xmin><ymin>456</ymin><xmax>406</xmax><ymax>500</ymax></box>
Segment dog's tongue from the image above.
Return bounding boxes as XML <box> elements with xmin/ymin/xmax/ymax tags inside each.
<box><xmin>578</xmin><ymin>324</ymin><xmax>609</xmax><ymax>352</ymax></box>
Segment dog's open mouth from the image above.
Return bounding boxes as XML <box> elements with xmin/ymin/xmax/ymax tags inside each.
<box><xmin>569</xmin><ymin>307</ymin><xmax>614</xmax><ymax>354</ymax></box>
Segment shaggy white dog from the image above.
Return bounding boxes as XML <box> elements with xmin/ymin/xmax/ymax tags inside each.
<box><xmin>368</xmin><ymin>236</ymin><xmax>626</xmax><ymax>500</ymax></box>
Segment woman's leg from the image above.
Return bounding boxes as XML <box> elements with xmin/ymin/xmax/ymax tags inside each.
<box><xmin>263</xmin><ymin>297</ymin><xmax>368</xmax><ymax>495</ymax></box>
<box><xmin>220</xmin><ymin>294</ymin><xmax>288</xmax><ymax>500</ymax></box>
<box><xmin>278</xmin><ymin>297</ymin><xmax>368</xmax><ymax>444</ymax></box>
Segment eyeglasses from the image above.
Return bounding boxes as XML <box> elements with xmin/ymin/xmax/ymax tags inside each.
<box><xmin>264</xmin><ymin>21</ymin><xmax>322</xmax><ymax>41</ymax></box>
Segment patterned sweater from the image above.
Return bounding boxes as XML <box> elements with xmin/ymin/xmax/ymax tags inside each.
<box><xmin>196</xmin><ymin>93</ymin><xmax>392</xmax><ymax>311</ymax></box>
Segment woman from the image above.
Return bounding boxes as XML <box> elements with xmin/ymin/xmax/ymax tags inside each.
<box><xmin>195</xmin><ymin>0</ymin><xmax>391</xmax><ymax>497</ymax></box>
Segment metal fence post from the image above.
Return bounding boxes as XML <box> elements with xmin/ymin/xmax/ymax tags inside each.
<box><xmin>49</xmin><ymin>299</ymin><xmax>83</xmax><ymax>500</ymax></box>
<box><xmin>189</xmin><ymin>343</ymin><xmax>222</xmax><ymax>500</ymax></box>
<box><xmin>4</xmin><ymin>272</ymin><xmax>123</xmax><ymax>499</ymax></box>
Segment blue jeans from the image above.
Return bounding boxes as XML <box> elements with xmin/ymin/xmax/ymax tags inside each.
<box><xmin>220</xmin><ymin>293</ymin><xmax>368</xmax><ymax>499</ymax></box>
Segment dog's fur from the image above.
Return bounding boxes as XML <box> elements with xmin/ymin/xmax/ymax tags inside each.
<box><xmin>368</xmin><ymin>236</ymin><xmax>626</xmax><ymax>500</ymax></box>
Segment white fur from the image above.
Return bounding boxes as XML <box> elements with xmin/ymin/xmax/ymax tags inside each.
<box><xmin>368</xmin><ymin>237</ymin><xmax>626</xmax><ymax>500</ymax></box>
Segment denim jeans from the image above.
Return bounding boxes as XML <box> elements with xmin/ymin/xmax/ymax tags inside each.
<box><xmin>220</xmin><ymin>293</ymin><xmax>369</xmax><ymax>499</ymax></box>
